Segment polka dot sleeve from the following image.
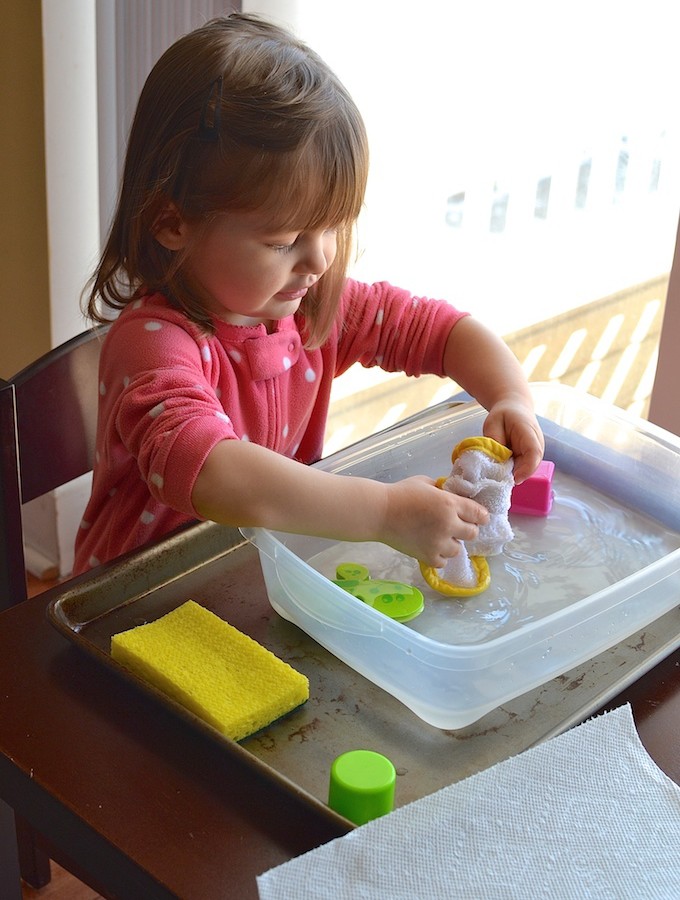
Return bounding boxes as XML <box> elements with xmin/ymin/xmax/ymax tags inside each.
<box><xmin>334</xmin><ymin>280</ymin><xmax>468</xmax><ymax>377</ymax></box>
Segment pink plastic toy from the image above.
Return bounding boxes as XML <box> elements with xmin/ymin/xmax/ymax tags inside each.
<box><xmin>510</xmin><ymin>460</ymin><xmax>555</xmax><ymax>516</ymax></box>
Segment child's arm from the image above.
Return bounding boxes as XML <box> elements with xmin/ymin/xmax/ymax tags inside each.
<box><xmin>192</xmin><ymin>439</ymin><xmax>489</xmax><ymax>568</ymax></box>
<box><xmin>442</xmin><ymin>316</ymin><xmax>545</xmax><ymax>483</ymax></box>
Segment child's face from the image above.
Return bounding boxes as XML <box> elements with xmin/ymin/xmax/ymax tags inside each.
<box><xmin>180</xmin><ymin>208</ymin><xmax>338</xmax><ymax>328</ymax></box>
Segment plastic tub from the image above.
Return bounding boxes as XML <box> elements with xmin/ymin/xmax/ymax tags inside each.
<box><xmin>243</xmin><ymin>383</ymin><xmax>680</xmax><ymax>728</ymax></box>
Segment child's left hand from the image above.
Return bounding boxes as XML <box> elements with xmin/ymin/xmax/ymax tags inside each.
<box><xmin>482</xmin><ymin>397</ymin><xmax>545</xmax><ymax>484</ymax></box>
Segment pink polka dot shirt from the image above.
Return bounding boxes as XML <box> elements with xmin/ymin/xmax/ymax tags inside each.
<box><xmin>73</xmin><ymin>279</ymin><xmax>467</xmax><ymax>573</ymax></box>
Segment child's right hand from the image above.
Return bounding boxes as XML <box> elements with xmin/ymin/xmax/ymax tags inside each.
<box><xmin>379</xmin><ymin>476</ymin><xmax>489</xmax><ymax>567</ymax></box>
<box><xmin>193</xmin><ymin>441</ymin><xmax>489</xmax><ymax>567</ymax></box>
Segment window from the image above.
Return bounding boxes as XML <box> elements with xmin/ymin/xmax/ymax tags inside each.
<box><xmin>247</xmin><ymin>1</ymin><xmax>680</xmax><ymax>448</ymax></box>
<box><xmin>99</xmin><ymin>1</ymin><xmax>680</xmax><ymax>447</ymax></box>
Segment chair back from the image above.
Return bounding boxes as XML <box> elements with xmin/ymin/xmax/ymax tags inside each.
<box><xmin>0</xmin><ymin>325</ymin><xmax>108</xmax><ymax>609</ymax></box>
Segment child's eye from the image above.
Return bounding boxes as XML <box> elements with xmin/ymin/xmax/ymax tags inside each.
<box><xmin>267</xmin><ymin>226</ymin><xmax>338</xmax><ymax>253</ymax></box>
<box><xmin>266</xmin><ymin>232</ymin><xmax>300</xmax><ymax>253</ymax></box>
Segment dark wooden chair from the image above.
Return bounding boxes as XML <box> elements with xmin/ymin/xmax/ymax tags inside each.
<box><xmin>0</xmin><ymin>325</ymin><xmax>108</xmax><ymax>889</ymax></box>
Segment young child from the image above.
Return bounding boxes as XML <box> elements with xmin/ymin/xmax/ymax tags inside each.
<box><xmin>74</xmin><ymin>13</ymin><xmax>544</xmax><ymax>576</ymax></box>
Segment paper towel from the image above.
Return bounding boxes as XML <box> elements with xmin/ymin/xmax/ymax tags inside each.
<box><xmin>257</xmin><ymin>705</ymin><xmax>680</xmax><ymax>899</ymax></box>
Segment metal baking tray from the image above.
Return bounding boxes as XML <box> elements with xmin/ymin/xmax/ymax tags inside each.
<box><xmin>47</xmin><ymin>517</ymin><xmax>680</xmax><ymax>813</ymax></box>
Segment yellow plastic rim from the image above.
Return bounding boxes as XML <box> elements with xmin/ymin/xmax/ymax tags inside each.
<box><xmin>419</xmin><ymin>556</ymin><xmax>491</xmax><ymax>597</ymax></box>
<box><xmin>450</xmin><ymin>436</ymin><xmax>512</xmax><ymax>465</ymax></box>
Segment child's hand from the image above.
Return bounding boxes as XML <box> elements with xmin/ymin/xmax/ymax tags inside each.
<box><xmin>482</xmin><ymin>398</ymin><xmax>545</xmax><ymax>484</ymax></box>
<box><xmin>381</xmin><ymin>476</ymin><xmax>489</xmax><ymax>567</ymax></box>
<box><xmin>193</xmin><ymin>442</ymin><xmax>488</xmax><ymax>566</ymax></box>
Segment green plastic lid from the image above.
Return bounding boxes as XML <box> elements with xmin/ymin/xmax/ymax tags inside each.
<box><xmin>333</xmin><ymin>563</ymin><xmax>424</xmax><ymax>623</ymax></box>
<box><xmin>348</xmin><ymin>579</ymin><xmax>424</xmax><ymax>622</ymax></box>
<box><xmin>328</xmin><ymin>749</ymin><xmax>396</xmax><ymax>825</ymax></box>
<box><xmin>335</xmin><ymin>562</ymin><xmax>370</xmax><ymax>582</ymax></box>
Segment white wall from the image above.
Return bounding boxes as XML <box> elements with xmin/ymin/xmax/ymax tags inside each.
<box><xmin>28</xmin><ymin>1</ymin><xmax>100</xmax><ymax>578</ymax></box>
<box><xmin>42</xmin><ymin>0</ymin><xmax>100</xmax><ymax>347</ymax></box>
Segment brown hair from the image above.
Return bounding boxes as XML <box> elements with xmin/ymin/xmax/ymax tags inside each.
<box><xmin>84</xmin><ymin>13</ymin><xmax>369</xmax><ymax>347</ymax></box>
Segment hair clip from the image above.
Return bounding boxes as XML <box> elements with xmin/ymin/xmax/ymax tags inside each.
<box><xmin>197</xmin><ymin>75</ymin><xmax>223</xmax><ymax>142</ymax></box>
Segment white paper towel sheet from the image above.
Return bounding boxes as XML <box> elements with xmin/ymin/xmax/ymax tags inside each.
<box><xmin>257</xmin><ymin>705</ymin><xmax>680</xmax><ymax>899</ymax></box>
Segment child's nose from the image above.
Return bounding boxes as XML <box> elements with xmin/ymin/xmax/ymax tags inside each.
<box><xmin>295</xmin><ymin>236</ymin><xmax>331</xmax><ymax>275</ymax></box>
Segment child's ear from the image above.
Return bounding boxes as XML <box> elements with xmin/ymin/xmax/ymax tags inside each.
<box><xmin>152</xmin><ymin>201</ymin><xmax>191</xmax><ymax>250</ymax></box>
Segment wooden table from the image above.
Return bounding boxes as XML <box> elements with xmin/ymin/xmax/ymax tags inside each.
<box><xmin>1</xmin><ymin>581</ymin><xmax>679</xmax><ymax>899</ymax></box>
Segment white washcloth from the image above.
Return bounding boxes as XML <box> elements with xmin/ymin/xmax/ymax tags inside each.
<box><xmin>444</xmin><ymin>447</ymin><xmax>514</xmax><ymax>557</ymax></box>
<box><xmin>257</xmin><ymin>705</ymin><xmax>680</xmax><ymax>899</ymax></box>
<box><xmin>437</xmin><ymin>546</ymin><xmax>480</xmax><ymax>588</ymax></box>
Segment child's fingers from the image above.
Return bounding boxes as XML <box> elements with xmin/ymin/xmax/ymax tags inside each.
<box><xmin>424</xmin><ymin>495</ymin><xmax>487</xmax><ymax>561</ymax></box>
<box><xmin>512</xmin><ymin>450</ymin><xmax>542</xmax><ymax>484</ymax></box>
<box><xmin>442</xmin><ymin>493</ymin><xmax>489</xmax><ymax>529</ymax></box>
<box><xmin>423</xmin><ymin>540</ymin><xmax>463</xmax><ymax>569</ymax></box>
<box><xmin>388</xmin><ymin>478</ymin><xmax>489</xmax><ymax>564</ymax></box>
<box><xmin>509</xmin><ymin>431</ymin><xmax>545</xmax><ymax>483</ymax></box>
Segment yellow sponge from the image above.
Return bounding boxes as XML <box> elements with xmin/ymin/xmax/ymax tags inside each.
<box><xmin>111</xmin><ymin>600</ymin><xmax>309</xmax><ymax>741</ymax></box>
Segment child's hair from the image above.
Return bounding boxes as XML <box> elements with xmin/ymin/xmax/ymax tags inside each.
<box><xmin>84</xmin><ymin>13</ymin><xmax>369</xmax><ymax>347</ymax></box>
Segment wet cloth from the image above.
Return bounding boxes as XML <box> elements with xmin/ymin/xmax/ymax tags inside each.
<box><xmin>420</xmin><ymin>437</ymin><xmax>514</xmax><ymax>596</ymax></box>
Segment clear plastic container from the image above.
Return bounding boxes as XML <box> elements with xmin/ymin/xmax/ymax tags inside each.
<box><xmin>243</xmin><ymin>384</ymin><xmax>680</xmax><ymax>729</ymax></box>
